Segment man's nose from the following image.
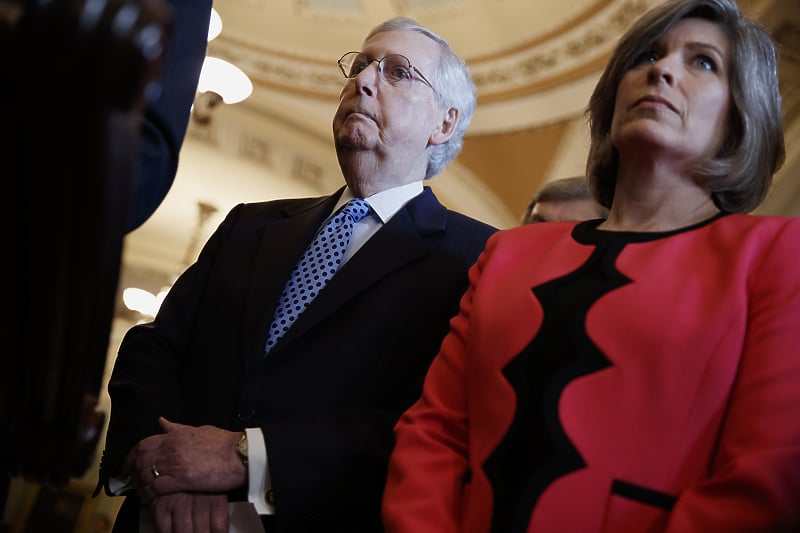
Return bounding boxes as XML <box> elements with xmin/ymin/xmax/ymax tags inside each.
<box><xmin>354</xmin><ymin>60</ymin><xmax>381</xmax><ymax>96</ymax></box>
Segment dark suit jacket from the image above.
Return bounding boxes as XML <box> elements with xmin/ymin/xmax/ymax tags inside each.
<box><xmin>102</xmin><ymin>187</ymin><xmax>497</xmax><ymax>532</ymax></box>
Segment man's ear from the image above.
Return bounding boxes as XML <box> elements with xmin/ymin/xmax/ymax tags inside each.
<box><xmin>429</xmin><ymin>107</ymin><xmax>459</xmax><ymax>146</ymax></box>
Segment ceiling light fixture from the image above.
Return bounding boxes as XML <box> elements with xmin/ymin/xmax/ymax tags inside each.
<box><xmin>208</xmin><ymin>7</ymin><xmax>222</xmax><ymax>42</ymax></box>
<box><xmin>122</xmin><ymin>287</ymin><xmax>168</xmax><ymax>318</ymax></box>
<box><xmin>194</xmin><ymin>7</ymin><xmax>253</xmax><ymax>108</ymax></box>
<box><xmin>197</xmin><ymin>56</ymin><xmax>253</xmax><ymax>104</ymax></box>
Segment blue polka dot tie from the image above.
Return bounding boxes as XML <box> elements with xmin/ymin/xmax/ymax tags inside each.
<box><xmin>265</xmin><ymin>198</ymin><xmax>371</xmax><ymax>353</ymax></box>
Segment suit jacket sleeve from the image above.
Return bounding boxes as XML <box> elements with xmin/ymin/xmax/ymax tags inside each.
<box><xmin>101</xmin><ymin>204</ymin><xmax>241</xmax><ymax>482</ymax></box>
<box><xmin>382</xmin><ymin>235</ymin><xmax>499</xmax><ymax>533</ymax></box>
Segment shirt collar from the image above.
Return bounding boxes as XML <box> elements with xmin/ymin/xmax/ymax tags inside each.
<box><xmin>336</xmin><ymin>181</ymin><xmax>424</xmax><ymax>224</ymax></box>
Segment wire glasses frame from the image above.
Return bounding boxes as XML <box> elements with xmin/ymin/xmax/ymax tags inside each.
<box><xmin>337</xmin><ymin>52</ymin><xmax>434</xmax><ymax>91</ymax></box>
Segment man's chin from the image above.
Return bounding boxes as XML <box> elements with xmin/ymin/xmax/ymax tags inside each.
<box><xmin>335</xmin><ymin>130</ymin><xmax>376</xmax><ymax>152</ymax></box>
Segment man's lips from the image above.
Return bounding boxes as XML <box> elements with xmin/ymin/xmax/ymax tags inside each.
<box><xmin>347</xmin><ymin>110</ymin><xmax>375</xmax><ymax>122</ymax></box>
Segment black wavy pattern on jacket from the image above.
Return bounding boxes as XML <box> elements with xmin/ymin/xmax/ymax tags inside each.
<box><xmin>482</xmin><ymin>240</ymin><xmax>630</xmax><ymax>532</ymax></box>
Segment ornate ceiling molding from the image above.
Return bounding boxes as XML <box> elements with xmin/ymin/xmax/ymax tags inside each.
<box><xmin>208</xmin><ymin>0</ymin><xmax>659</xmax><ymax>104</ymax></box>
<box><xmin>469</xmin><ymin>0</ymin><xmax>658</xmax><ymax>102</ymax></box>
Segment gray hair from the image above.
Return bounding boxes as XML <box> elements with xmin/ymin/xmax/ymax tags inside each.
<box><xmin>586</xmin><ymin>0</ymin><xmax>784</xmax><ymax>213</ymax></box>
<box><xmin>521</xmin><ymin>176</ymin><xmax>608</xmax><ymax>224</ymax></box>
<box><xmin>366</xmin><ymin>17</ymin><xmax>477</xmax><ymax>179</ymax></box>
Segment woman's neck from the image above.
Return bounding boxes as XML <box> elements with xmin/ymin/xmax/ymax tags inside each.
<box><xmin>598</xmin><ymin>162</ymin><xmax>720</xmax><ymax>232</ymax></box>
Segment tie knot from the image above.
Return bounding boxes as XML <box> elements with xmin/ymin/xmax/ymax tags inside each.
<box><xmin>339</xmin><ymin>198</ymin><xmax>371</xmax><ymax>223</ymax></box>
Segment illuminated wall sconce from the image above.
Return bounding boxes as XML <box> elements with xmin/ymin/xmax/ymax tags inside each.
<box><xmin>122</xmin><ymin>287</ymin><xmax>168</xmax><ymax>319</ymax></box>
<box><xmin>197</xmin><ymin>56</ymin><xmax>253</xmax><ymax>105</ymax></box>
<box><xmin>193</xmin><ymin>7</ymin><xmax>253</xmax><ymax>123</ymax></box>
<box><xmin>208</xmin><ymin>7</ymin><xmax>222</xmax><ymax>41</ymax></box>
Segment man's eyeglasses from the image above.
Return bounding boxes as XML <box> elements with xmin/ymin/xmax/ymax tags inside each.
<box><xmin>337</xmin><ymin>52</ymin><xmax>434</xmax><ymax>91</ymax></box>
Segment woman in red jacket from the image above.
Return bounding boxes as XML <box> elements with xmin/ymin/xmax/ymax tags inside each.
<box><xmin>382</xmin><ymin>0</ymin><xmax>800</xmax><ymax>531</ymax></box>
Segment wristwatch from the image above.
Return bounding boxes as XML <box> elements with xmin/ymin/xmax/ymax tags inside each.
<box><xmin>235</xmin><ymin>432</ymin><xmax>249</xmax><ymax>466</ymax></box>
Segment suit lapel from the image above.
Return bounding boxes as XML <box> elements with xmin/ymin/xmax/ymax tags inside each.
<box><xmin>243</xmin><ymin>192</ymin><xmax>342</xmax><ymax>367</ymax></box>
<box><xmin>265</xmin><ymin>187</ymin><xmax>448</xmax><ymax>359</ymax></box>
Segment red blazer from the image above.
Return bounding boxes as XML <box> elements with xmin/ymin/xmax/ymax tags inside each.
<box><xmin>383</xmin><ymin>214</ymin><xmax>800</xmax><ymax>533</ymax></box>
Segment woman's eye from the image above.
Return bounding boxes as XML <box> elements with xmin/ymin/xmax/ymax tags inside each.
<box><xmin>694</xmin><ymin>55</ymin><xmax>717</xmax><ymax>72</ymax></box>
<box><xmin>633</xmin><ymin>50</ymin><xmax>659</xmax><ymax>65</ymax></box>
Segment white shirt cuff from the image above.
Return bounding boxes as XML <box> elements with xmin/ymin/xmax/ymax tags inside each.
<box><xmin>245</xmin><ymin>427</ymin><xmax>275</xmax><ymax>515</ymax></box>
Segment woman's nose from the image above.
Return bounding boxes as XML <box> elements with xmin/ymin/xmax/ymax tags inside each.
<box><xmin>647</xmin><ymin>57</ymin><xmax>675</xmax><ymax>86</ymax></box>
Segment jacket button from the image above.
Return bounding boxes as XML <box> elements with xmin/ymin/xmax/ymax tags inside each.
<box><xmin>237</xmin><ymin>406</ymin><xmax>255</xmax><ymax>422</ymax></box>
<box><xmin>266</xmin><ymin>489</ymin><xmax>275</xmax><ymax>505</ymax></box>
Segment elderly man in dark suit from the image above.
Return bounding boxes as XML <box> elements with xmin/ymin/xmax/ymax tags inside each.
<box><xmin>99</xmin><ymin>15</ymin><xmax>497</xmax><ymax>533</ymax></box>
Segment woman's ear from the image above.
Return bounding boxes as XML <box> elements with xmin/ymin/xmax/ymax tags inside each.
<box><xmin>429</xmin><ymin>107</ymin><xmax>459</xmax><ymax>146</ymax></box>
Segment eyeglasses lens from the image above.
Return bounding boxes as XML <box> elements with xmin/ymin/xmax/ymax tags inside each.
<box><xmin>340</xmin><ymin>53</ymin><xmax>414</xmax><ymax>85</ymax></box>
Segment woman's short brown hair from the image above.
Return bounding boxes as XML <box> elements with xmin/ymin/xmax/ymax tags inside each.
<box><xmin>585</xmin><ymin>0</ymin><xmax>784</xmax><ymax>213</ymax></box>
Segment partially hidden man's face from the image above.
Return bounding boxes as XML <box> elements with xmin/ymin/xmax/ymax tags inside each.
<box><xmin>528</xmin><ymin>198</ymin><xmax>605</xmax><ymax>223</ymax></box>
<box><xmin>332</xmin><ymin>30</ymin><xmax>446</xmax><ymax>173</ymax></box>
